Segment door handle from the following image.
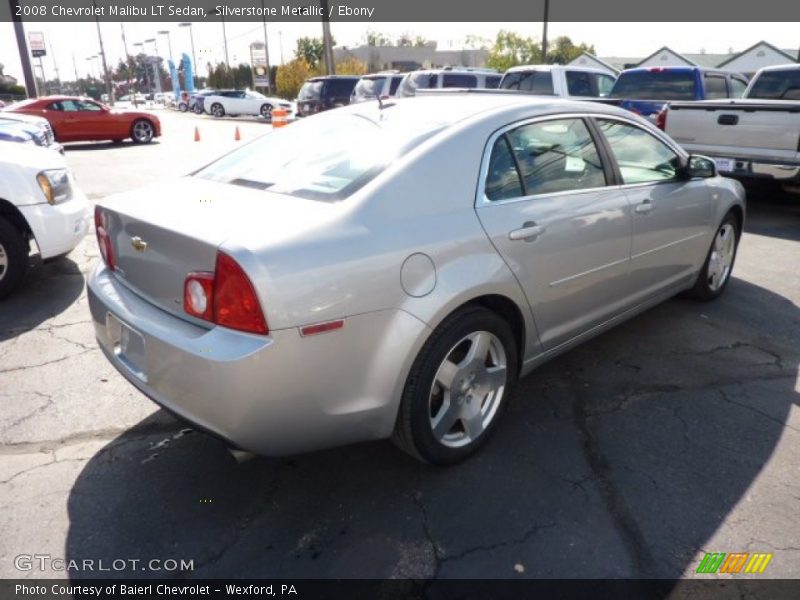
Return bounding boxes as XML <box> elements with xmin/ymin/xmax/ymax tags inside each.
<box><xmin>634</xmin><ymin>199</ymin><xmax>655</xmax><ymax>214</ymax></box>
<box><xmin>509</xmin><ymin>221</ymin><xmax>546</xmax><ymax>242</ymax></box>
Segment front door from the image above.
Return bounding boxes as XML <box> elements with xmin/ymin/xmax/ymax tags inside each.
<box><xmin>476</xmin><ymin>117</ymin><xmax>633</xmax><ymax>350</ymax></box>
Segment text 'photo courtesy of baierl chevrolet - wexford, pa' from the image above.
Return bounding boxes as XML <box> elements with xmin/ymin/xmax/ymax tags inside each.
<box><xmin>0</xmin><ymin>0</ymin><xmax>799</xmax><ymax>599</ymax></box>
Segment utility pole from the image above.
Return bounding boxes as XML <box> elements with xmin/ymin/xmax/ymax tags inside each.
<box><xmin>222</xmin><ymin>15</ymin><xmax>230</xmax><ymax>67</ymax></box>
<box><xmin>319</xmin><ymin>0</ymin><xmax>335</xmax><ymax>75</ymax></box>
<box><xmin>48</xmin><ymin>40</ymin><xmax>61</xmax><ymax>91</ymax></box>
<box><xmin>71</xmin><ymin>53</ymin><xmax>81</xmax><ymax>94</ymax></box>
<box><xmin>121</xmin><ymin>23</ymin><xmax>134</xmax><ymax>105</ymax></box>
<box><xmin>260</xmin><ymin>0</ymin><xmax>272</xmax><ymax>93</ymax></box>
<box><xmin>541</xmin><ymin>0</ymin><xmax>550</xmax><ymax>63</ymax></box>
<box><xmin>10</xmin><ymin>0</ymin><xmax>37</xmax><ymax>97</ymax></box>
<box><xmin>92</xmin><ymin>0</ymin><xmax>113</xmax><ymax>102</ymax></box>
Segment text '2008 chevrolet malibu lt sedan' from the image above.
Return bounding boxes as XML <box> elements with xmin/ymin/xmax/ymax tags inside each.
<box><xmin>87</xmin><ymin>93</ymin><xmax>745</xmax><ymax>464</ymax></box>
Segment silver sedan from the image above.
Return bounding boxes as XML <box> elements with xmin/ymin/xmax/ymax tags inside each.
<box><xmin>87</xmin><ymin>93</ymin><xmax>745</xmax><ymax>464</ymax></box>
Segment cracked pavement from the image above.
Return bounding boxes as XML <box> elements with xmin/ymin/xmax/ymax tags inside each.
<box><xmin>1</xmin><ymin>111</ymin><xmax>799</xmax><ymax>581</ymax></box>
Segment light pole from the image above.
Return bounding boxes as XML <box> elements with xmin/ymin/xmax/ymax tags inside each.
<box><xmin>91</xmin><ymin>0</ymin><xmax>113</xmax><ymax>102</ymax></box>
<box><xmin>178</xmin><ymin>22</ymin><xmax>197</xmax><ymax>73</ymax></box>
<box><xmin>145</xmin><ymin>37</ymin><xmax>162</xmax><ymax>94</ymax></box>
<box><xmin>319</xmin><ymin>0</ymin><xmax>335</xmax><ymax>75</ymax></box>
<box><xmin>259</xmin><ymin>0</ymin><xmax>272</xmax><ymax>93</ymax></box>
<box><xmin>221</xmin><ymin>16</ymin><xmax>230</xmax><ymax>67</ymax></box>
<box><xmin>157</xmin><ymin>30</ymin><xmax>173</xmax><ymax>60</ymax></box>
<box><xmin>541</xmin><ymin>0</ymin><xmax>550</xmax><ymax>63</ymax></box>
<box><xmin>85</xmin><ymin>56</ymin><xmax>97</xmax><ymax>79</ymax></box>
<box><xmin>278</xmin><ymin>31</ymin><xmax>284</xmax><ymax>64</ymax></box>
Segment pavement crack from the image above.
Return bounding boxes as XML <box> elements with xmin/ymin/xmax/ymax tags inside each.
<box><xmin>718</xmin><ymin>389</ymin><xmax>799</xmax><ymax>433</ymax></box>
<box><xmin>0</xmin><ymin>348</ymin><xmax>95</xmax><ymax>374</ymax></box>
<box><xmin>412</xmin><ymin>483</ymin><xmax>444</xmax><ymax>580</ymax></box>
<box><xmin>573</xmin><ymin>392</ymin><xmax>656</xmax><ymax>577</ymax></box>
<box><xmin>0</xmin><ymin>422</ymin><xmax>183</xmax><ymax>454</ymax></box>
<box><xmin>439</xmin><ymin>520</ymin><xmax>558</xmax><ymax>567</ymax></box>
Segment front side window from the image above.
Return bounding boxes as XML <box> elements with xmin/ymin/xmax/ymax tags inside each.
<box><xmin>485</xmin><ymin>118</ymin><xmax>606</xmax><ymax>200</ymax></box>
<box><xmin>598</xmin><ymin>119</ymin><xmax>681</xmax><ymax>184</ymax></box>
<box><xmin>747</xmin><ymin>70</ymin><xmax>800</xmax><ymax>99</ymax></box>
<box><xmin>566</xmin><ymin>71</ymin><xmax>593</xmax><ymax>96</ymax></box>
<box><xmin>730</xmin><ymin>78</ymin><xmax>748</xmax><ymax>98</ymax></box>
<box><xmin>485</xmin><ymin>75</ymin><xmax>501</xmax><ymax>89</ymax></box>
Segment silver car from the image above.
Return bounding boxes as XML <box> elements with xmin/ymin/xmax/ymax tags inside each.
<box><xmin>87</xmin><ymin>93</ymin><xmax>745</xmax><ymax>464</ymax></box>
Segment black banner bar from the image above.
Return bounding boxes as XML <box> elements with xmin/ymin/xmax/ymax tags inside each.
<box><xmin>1</xmin><ymin>0</ymin><xmax>800</xmax><ymax>22</ymax></box>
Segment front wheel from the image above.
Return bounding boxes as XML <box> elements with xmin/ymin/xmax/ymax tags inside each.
<box><xmin>260</xmin><ymin>103</ymin><xmax>273</xmax><ymax>120</ymax></box>
<box><xmin>0</xmin><ymin>218</ymin><xmax>28</xmax><ymax>300</ymax></box>
<box><xmin>393</xmin><ymin>306</ymin><xmax>518</xmax><ymax>464</ymax></box>
<box><xmin>210</xmin><ymin>103</ymin><xmax>225</xmax><ymax>118</ymax></box>
<box><xmin>130</xmin><ymin>119</ymin><xmax>155</xmax><ymax>144</ymax></box>
<box><xmin>687</xmin><ymin>212</ymin><xmax>740</xmax><ymax>301</ymax></box>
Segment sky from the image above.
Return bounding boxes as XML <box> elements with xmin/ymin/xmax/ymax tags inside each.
<box><xmin>1</xmin><ymin>21</ymin><xmax>799</xmax><ymax>83</ymax></box>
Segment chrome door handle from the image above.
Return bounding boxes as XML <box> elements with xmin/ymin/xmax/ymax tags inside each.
<box><xmin>509</xmin><ymin>222</ymin><xmax>546</xmax><ymax>242</ymax></box>
<box><xmin>634</xmin><ymin>199</ymin><xmax>655</xmax><ymax>214</ymax></box>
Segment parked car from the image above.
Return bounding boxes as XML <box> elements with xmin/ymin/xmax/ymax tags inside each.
<box><xmin>113</xmin><ymin>93</ymin><xmax>148</xmax><ymax>110</ymax></box>
<box><xmin>204</xmin><ymin>90</ymin><xmax>293</xmax><ymax>120</ymax></box>
<box><xmin>5</xmin><ymin>96</ymin><xmax>161</xmax><ymax>144</ymax></box>
<box><xmin>351</xmin><ymin>71</ymin><xmax>405</xmax><ymax>103</ymax></box>
<box><xmin>396</xmin><ymin>67</ymin><xmax>501</xmax><ymax>98</ymax></box>
<box><xmin>608</xmin><ymin>66</ymin><xmax>749</xmax><ymax>120</ymax></box>
<box><xmin>88</xmin><ymin>93</ymin><xmax>744</xmax><ymax>464</ymax></box>
<box><xmin>499</xmin><ymin>65</ymin><xmax>616</xmax><ymax>98</ymax></box>
<box><xmin>0</xmin><ymin>112</ymin><xmax>63</xmax><ymax>154</ymax></box>
<box><xmin>0</xmin><ymin>141</ymin><xmax>90</xmax><ymax>298</ymax></box>
<box><xmin>295</xmin><ymin>75</ymin><xmax>360</xmax><ymax>117</ymax></box>
<box><xmin>661</xmin><ymin>64</ymin><xmax>800</xmax><ymax>193</ymax></box>
<box><xmin>187</xmin><ymin>88</ymin><xmax>221</xmax><ymax>114</ymax></box>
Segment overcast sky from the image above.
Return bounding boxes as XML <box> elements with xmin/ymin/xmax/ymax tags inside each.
<box><xmin>1</xmin><ymin>21</ymin><xmax>799</xmax><ymax>82</ymax></box>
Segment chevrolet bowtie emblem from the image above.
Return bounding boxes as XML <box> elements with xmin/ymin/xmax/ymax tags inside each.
<box><xmin>130</xmin><ymin>236</ymin><xmax>148</xmax><ymax>252</ymax></box>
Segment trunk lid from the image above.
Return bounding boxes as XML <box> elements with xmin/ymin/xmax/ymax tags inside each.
<box><xmin>99</xmin><ymin>176</ymin><xmax>339</xmax><ymax>320</ymax></box>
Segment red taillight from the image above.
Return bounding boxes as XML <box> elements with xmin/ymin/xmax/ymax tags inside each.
<box><xmin>94</xmin><ymin>206</ymin><xmax>116</xmax><ymax>271</ymax></box>
<box><xmin>182</xmin><ymin>252</ymin><xmax>268</xmax><ymax>335</ymax></box>
<box><xmin>655</xmin><ymin>106</ymin><xmax>667</xmax><ymax>131</ymax></box>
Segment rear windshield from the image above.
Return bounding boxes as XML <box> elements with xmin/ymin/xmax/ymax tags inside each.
<box><xmin>353</xmin><ymin>77</ymin><xmax>385</xmax><ymax>98</ymax></box>
<box><xmin>748</xmin><ymin>70</ymin><xmax>800</xmax><ymax>100</ymax></box>
<box><xmin>500</xmin><ymin>70</ymin><xmax>554</xmax><ymax>95</ymax></box>
<box><xmin>610</xmin><ymin>70</ymin><xmax>697</xmax><ymax>100</ymax></box>
<box><xmin>298</xmin><ymin>80</ymin><xmax>323</xmax><ymax>101</ymax></box>
<box><xmin>398</xmin><ymin>72</ymin><xmax>436</xmax><ymax>97</ymax></box>
<box><xmin>194</xmin><ymin>112</ymin><xmax>446</xmax><ymax>202</ymax></box>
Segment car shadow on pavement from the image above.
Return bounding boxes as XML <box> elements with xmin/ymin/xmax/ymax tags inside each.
<box><xmin>744</xmin><ymin>194</ymin><xmax>800</xmax><ymax>242</ymax></box>
<box><xmin>64</xmin><ymin>276</ymin><xmax>799</xmax><ymax>582</ymax></box>
<box><xmin>0</xmin><ymin>256</ymin><xmax>84</xmax><ymax>342</ymax></box>
<box><xmin>64</xmin><ymin>141</ymin><xmax>162</xmax><ymax>151</ymax></box>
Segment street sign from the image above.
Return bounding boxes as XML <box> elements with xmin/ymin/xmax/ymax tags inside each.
<box><xmin>28</xmin><ymin>32</ymin><xmax>46</xmax><ymax>58</ymax></box>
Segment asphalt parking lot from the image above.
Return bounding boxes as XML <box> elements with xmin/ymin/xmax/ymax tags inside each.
<box><xmin>0</xmin><ymin>109</ymin><xmax>799</xmax><ymax>581</ymax></box>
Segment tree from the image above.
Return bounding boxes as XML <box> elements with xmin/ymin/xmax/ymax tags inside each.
<box><xmin>546</xmin><ymin>36</ymin><xmax>595</xmax><ymax>65</ymax></box>
<box><xmin>335</xmin><ymin>57</ymin><xmax>367</xmax><ymax>76</ymax></box>
<box><xmin>464</xmin><ymin>34</ymin><xmax>491</xmax><ymax>50</ymax></box>
<box><xmin>365</xmin><ymin>30</ymin><xmax>391</xmax><ymax>47</ymax></box>
<box><xmin>486</xmin><ymin>30</ymin><xmax>542</xmax><ymax>72</ymax></box>
<box><xmin>276</xmin><ymin>59</ymin><xmax>312</xmax><ymax>99</ymax></box>
<box><xmin>295</xmin><ymin>36</ymin><xmax>334</xmax><ymax>70</ymax></box>
<box><xmin>413</xmin><ymin>36</ymin><xmax>429</xmax><ymax>47</ymax></box>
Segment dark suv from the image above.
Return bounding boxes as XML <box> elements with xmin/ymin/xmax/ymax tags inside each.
<box><xmin>296</xmin><ymin>76</ymin><xmax>360</xmax><ymax>117</ymax></box>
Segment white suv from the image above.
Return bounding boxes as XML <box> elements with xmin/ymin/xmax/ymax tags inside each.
<box><xmin>396</xmin><ymin>67</ymin><xmax>501</xmax><ymax>97</ymax></box>
<box><xmin>500</xmin><ymin>65</ymin><xmax>617</xmax><ymax>98</ymax></box>
<box><xmin>0</xmin><ymin>142</ymin><xmax>90</xmax><ymax>298</ymax></box>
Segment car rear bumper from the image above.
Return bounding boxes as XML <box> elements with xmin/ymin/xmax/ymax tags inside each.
<box><xmin>87</xmin><ymin>263</ymin><xmax>429</xmax><ymax>456</ymax></box>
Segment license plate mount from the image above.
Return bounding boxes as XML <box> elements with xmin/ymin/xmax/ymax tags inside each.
<box><xmin>106</xmin><ymin>313</ymin><xmax>148</xmax><ymax>383</ymax></box>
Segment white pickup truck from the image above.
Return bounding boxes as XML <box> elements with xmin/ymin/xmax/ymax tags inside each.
<box><xmin>0</xmin><ymin>141</ymin><xmax>91</xmax><ymax>298</ymax></box>
<box><xmin>499</xmin><ymin>65</ymin><xmax>617</xmax><ymax>98</ymax></box>
<box><xmin>663</xmin><ymin>64</ymin><xmax>800</xmax><ymax>193</ymax></box>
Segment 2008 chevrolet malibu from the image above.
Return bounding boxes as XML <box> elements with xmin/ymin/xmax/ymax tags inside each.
<box><xmin>88</xmin><ymin>93</ymin><xmax>745</xmax><ymax>464</ymax></box>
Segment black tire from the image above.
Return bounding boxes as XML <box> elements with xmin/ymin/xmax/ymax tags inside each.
<box><xmin>210</xmin><ymin>103</ymin><xmax>225</xmax><ymax>118</ymax></box>
<box><xmin>0</xmin><ymin>217</ymin><xmax>28</xmax><ymax>300</ymax></box>
<box><xmin>393</xmin><ymin>306</ymin><xmax>519</xmax><ymax>465</ymax></box>
<box><xmin>130</xmin><ymin>119</ymin><xmax>155</xmax><ymax>144</ymax></box>
<box><xmin>178</xmin><ymin>102</ymin><xmax>188</xmax><ymax>112</ymax></box>
<box><xmin>686</xmin><ymin>212</ymin><xmax>740</xmax><ymax>301</ymax></box>
<box><xmin>260</xmin><ymin>103</ymin><xmax>273</xmax><ymax>120</ymax></box>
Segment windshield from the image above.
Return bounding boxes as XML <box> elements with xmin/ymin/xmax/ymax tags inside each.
<box><xmin>353</xmin><ymin>77</ymin><xmax>386</xmax><ymax>98</ymax></box>
<box><xmin>194</xmin><ymin>112</ymin><xmax>446</xmax><ymax>202</ymax></box>
<box><xmin>748</xmin><ymin>70</ymin><xmax>800</xmax><ymax>100</ymax></box>
<box><xmin>610</xmin><ymin>70</ymin><xmax>697</xmax><ymax>100</ymax></box>
<box><xmin>298</xmin><ymin>80</ymin><xmax>323</xmax><ymax>101</ymax></box>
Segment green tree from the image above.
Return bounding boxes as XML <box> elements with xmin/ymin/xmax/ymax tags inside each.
<box><xmin>276</xmin><ymin>59</ymin><xmax>312</xmax><ymax>99</ymax></box>
<box><xmin>365</xmin><ymin>30</ymin><xmax>391</xmax><ymax>46</ymax></box>
<box><xmin>486</xmin><ymin>30</ymin><xmax>542</xmax><ymax>72</ymax></box>
<box><xmin>294</xmin><ymin>36</ymin><xmax>334</xmax><ymax>70</ymax></box>
<box><xmin>335</xmin><ymin>57</ymin><xmax>367</xmax><ymax>76</ymax></box>
<box><xmin>546</xmin><ymin>36</ymin><xmax>595</xmax><ymax>65</ymax></box>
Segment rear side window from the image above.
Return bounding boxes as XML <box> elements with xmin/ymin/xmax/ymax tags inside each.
<box><xmin>730</xmin><ymin>78</ymin><xmax>748</xmax><ymax>98</ymax></box>
<box><xmin>597</xmin><ymin>74</ymin><xmax>616</xmax><ymax>96</ymax></box>
<box><xmin>485</xmin><ymin>75</ymin><xmax>501</xmax><ymax>89</ymax></box>
<box><xmin>609</xmin><ymin>70</ymin><xmax>697</xmax><ymax>100</ymax></box>
<box><xmin>485</xmin><ymin>137</ymin><xmax>523</xmax><ymax>201</ymax></box>
<box><xmin>326</xmin><ymin>79</ymin><xmax>358</xmax><ymax>97</ymax></box>
<box><xmin>500</xmin><ymin>70</ymin><xmax>554</xmax><ymax>95</ymax></box>
<box><xmin>389</xmin><ymin>76</ymin><xmax>403</xmax><ymax>95</ymax></box>
<box><xmin>443</xmin><ymin>73</ymin><xmax>478</xmax><ymax>88</ymax></box>
<box><xmin>353</xmin><ymin>77</ymin><xmax>385</xmax><ymax>98</ymax></box>
<box><xmin>566</xmin><ymin>71</ymin><xmax>593</xmax><ymax>96</ymax></box>
<box><xmin>704</xmin><ymin>75</ymin><xmax>728</xmax><ymax>99</ymax></box>
<box><xmin>398</xmin><ymin>72</ymin><xmax>437</xmax><ymax>96</ymax></box>
<box><xmin>747</xmin><ymin>70</ymin><xmax>800</xmax><ymax>99</ymax></box>
<box><xmin>598</xmin><ymin>119</ymin><xmax>681</xmax><ymax>184</ymax></box>
<box><xmin>485</xmin><ymin>118</ymin><xmax>606</xmax><ymax>199</ymax></box>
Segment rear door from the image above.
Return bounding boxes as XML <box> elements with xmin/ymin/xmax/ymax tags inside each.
<box><xmin>594</xmin><ymin>117</ymin><xmax>712</xmax><ymax>301</ymax></box>
<box><xmin>475</xmin><ymin>116</ymin><xmax>633</xmax><ymax>350</ymax></box>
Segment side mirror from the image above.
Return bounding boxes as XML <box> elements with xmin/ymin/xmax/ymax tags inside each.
<box><xmin>685</xmin><ymin>155</ymin><xmax>716</xmax><ymax>179</ymax></box>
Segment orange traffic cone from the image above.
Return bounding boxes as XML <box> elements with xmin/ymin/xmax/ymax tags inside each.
<box><xmin>234</xmin><ymin>126</ymin><xmax>241</xmax><ymax>141</ymax></box>
<box><xmin>194</xmin><ymin>126</ymin><xmax>201</xmax><ymax>142</ymax></box>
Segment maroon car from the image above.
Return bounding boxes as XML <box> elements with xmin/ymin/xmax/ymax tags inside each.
<box><xmin>4</xmin><ymin>95</ymin><xmax>161</xmax><ymax>144</ymax></box>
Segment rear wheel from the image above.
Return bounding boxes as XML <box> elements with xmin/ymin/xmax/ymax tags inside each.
<box><xmin>178</xmin><ymin>102</ymin><xmax>188</xmax><ymax>112</ymax></box>
<box><xmin>687</xmin><ymin>212</ymin><xmax>740</xmax><ymax>301</ymax></box>
<box><xmin>130</xmin><ymin>119</ymin><xmax>154</xmax><ymax>144</ymax></box>
<box><xmin>393</xmin><ymin>307</ymin><xmax>518</xmax><ymax>464</ymax></box>
<box><xmin>0</xmin><ymin>218</ymin><xmax>28</xmax><ymax>300</ymax></box>
<box><xmin>211</xmin><ymin>103</ymin><xmax>225</xmax><ymax>118</ymax></box>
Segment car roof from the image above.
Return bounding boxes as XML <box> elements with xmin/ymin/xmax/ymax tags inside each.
<box><xmin>504</xmin><ymin>64</ymin><xmax>613</xmax><ymax>75</ymax></box>
<box><xmin>756</xmin><ymin>63</ymin><xmax>800</xmax><ymax>72</ymax></box>
<box><xmin>308</xmin><ymin>75</ymin><xmax>360</xmax><ymax>81</ymax></box>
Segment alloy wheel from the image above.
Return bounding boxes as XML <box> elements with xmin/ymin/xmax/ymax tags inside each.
<box><xmin>133</xmin><ymin>121</ymin><xmax>153</xmax><ymax>142</ymax></box>
<box><xmin>0</xmin><ymin>242</ymin><xmax>7</xmax><ymax>282</ymax></box>
<box><xmin>707</xmin><ymin>223</ymin><xmax>736</xmax><ymax>291</ymax></box>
